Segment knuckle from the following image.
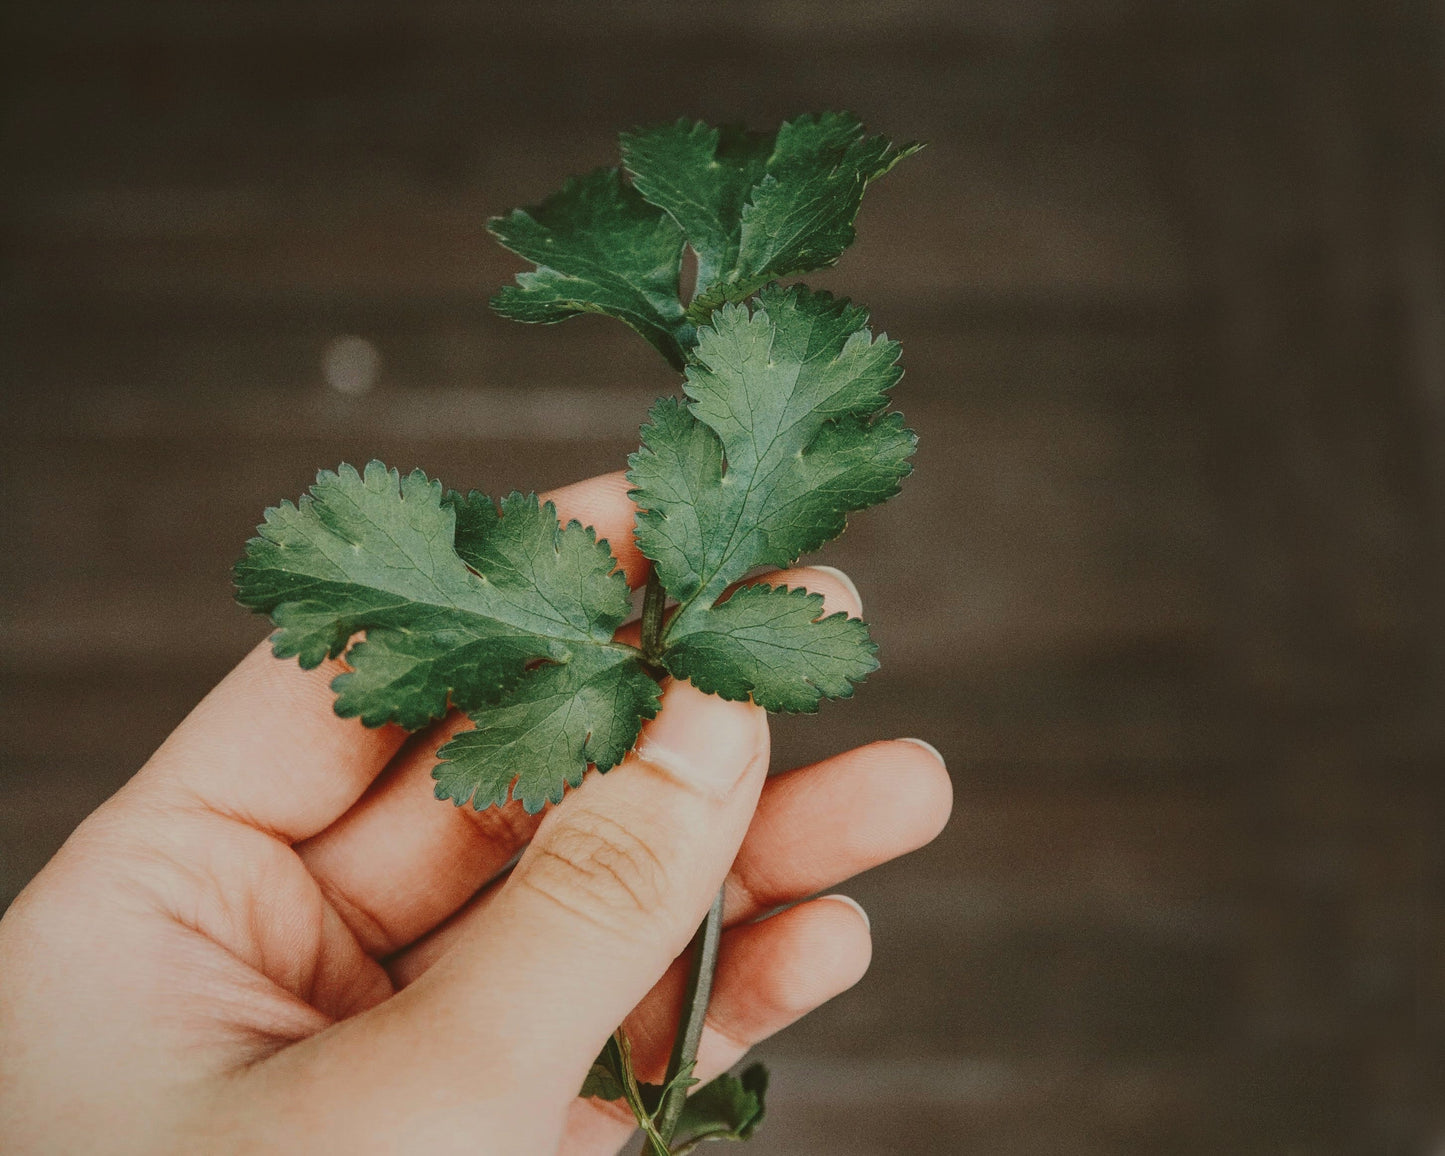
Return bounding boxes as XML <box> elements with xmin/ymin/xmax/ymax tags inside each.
<box><xmin>520</xmin><ymin>810</ymin><xmax>671</xmax><ymax>928</ymax></box>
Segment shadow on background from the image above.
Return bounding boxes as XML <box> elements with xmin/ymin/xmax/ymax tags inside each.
<box><xmin>3</xmin><ymin>3</ymin><xmax>1443</xmax><ymax>1153</ymax></box>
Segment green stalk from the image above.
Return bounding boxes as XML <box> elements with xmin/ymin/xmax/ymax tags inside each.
<box><xmin>639</xmin><ymin>569</ymin><xmax>669</xmax><ymax>666</ymax></box>
<box><xmin>633</xmin><ymin>1101</ymin><xmax>671</xmax><ymax>1156</ymax></box>
<box><xmin>654</xmin><ymin>888</ymin><xmax>726</xmax><ymax>1147</ymax></box>
<box><xmin>634</xmin><ymin>343</ymin><xmax>724</xmax><ymax>1151</ymax></box>
<box><xmin>611</xmin><ymin>1030</ymin><xmax>672</xmax><ymax>1156</ymax></box>
<box><xmin>635</xmin><ymin>564</ymin><xmax>726</xmax><ymax>1149</ymax></box>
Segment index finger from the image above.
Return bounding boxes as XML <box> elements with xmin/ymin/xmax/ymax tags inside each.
<box><xmin>127</xmin><ymin>469</ymin><xmax>647</xmax><ymax>844</ymax></box>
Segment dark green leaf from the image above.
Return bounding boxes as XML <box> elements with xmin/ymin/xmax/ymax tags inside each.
<box><xmin>489</xmin><ymin>168</ymin><xmax>692</xmax><ymax>368</ymax></box>
<box><xmin>673</xmin><ymin>1063</ymin><xmax>769</xmax><ymax>1148</ymax></box>
<box><xmin>664</xmin><ymin>585</ymin><xmax>878</xmax><ymax>713</ymax></box>
<box><xmin>495</xmin><ymin>115</ymin><xmax>920</xmax><ymax>358</ymax></box>
<box><xmin>622</xmin><ymin>114</ymin><xmax>919</xmax><ymax>318</ymax></box>
<box><xmin>234</xmin><ymin>462</ymin><xmax>654</xmax><ymax>811</ymax></box>
<box><xmin>578</xmin><ymin>1032</ymin><xmax>683</xmax><ymax>1156</ymax></box>
<box><xmin>628</xmin><ymin>286</ymin><xmax>914</xmax><ymax>710</ymax></box>
<box><xmin>433</xmin><ymin>645</ymin><xmax>661</xmax><ymax>812</ymax></box>
<box><xmin>580</xmin><ymin>1033</ymin><xmax>629</xmax><ymax>1103</ymax></box>
<box><xmin>621</xmin><ymin>120</ymin><xmax>772</xmax><ymax>296</ymax></box>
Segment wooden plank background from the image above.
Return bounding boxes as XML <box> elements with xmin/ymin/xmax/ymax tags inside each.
<box><xmin>3</xmin><ymin>2</ymin><xmax>1443</xmax><ymax>1152</ymax></box>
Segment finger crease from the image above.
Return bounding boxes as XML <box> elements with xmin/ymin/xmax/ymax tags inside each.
<box><xmin>725</xmin><ymin>860</ymin><xmax>772</xmax><ymax>921</ymax></box>
<box><xmin>516</xmin><ymin>849</ymin><xmax>633</xmax><ymax>931</ymax></box>
<box><xmin>164</xmin><ymin>779</ymin><xmax>296</xmax><ymax>846</ymax></box>
<box><xmin>312</xmin><ymin>870</ymin><xmax>396</xmax><ymax>957</ymax></box>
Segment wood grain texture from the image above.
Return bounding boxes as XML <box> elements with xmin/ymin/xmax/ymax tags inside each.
<box><xmin>3</xmin><ymin>2</ymin><xmax>1442</xmax><ymax>1152</ymax></box>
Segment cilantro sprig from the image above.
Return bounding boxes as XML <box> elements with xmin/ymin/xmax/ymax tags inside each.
<box><xmin>237</xmin><ymin>286</ymin><xmax>911</xmax><ymax>814</ymax></box>
<box><xmin>235</xmin><ymin>113</ymin><xmax>920</xmax><ymax>1153</ymax></box>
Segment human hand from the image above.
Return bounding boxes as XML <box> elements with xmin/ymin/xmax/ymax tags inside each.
<box><xmin>0</xmin><ymin>470</ymin><xmax>952</xmax><ymax>1155</ymax></box>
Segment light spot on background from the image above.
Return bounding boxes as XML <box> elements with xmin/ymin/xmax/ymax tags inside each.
<box><xmin>323</xmin><ymin>335</ymin><xmax>381</xmax><ymax>395</ymax></box>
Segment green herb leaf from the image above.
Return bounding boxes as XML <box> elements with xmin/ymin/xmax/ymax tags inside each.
<box><xmin>628</xmin><ymin>285</ymin><xmax>914</xmax><ymax>709</ymax></box>
<box><xmin>433</xmin><ymin>645</ymin><xmax>661</xmax><ymax>813</ymax></box>
<box><xmin>489</xmin><ymin>168</ymin><xmax>692</xmax><ymax>368</ymax></box>
<box><xmin>234</xmin><ymin>462</ymin><xmax>656</xmax><ymax>810</ymax></box>
<box><xmin>620</xmin><ymin>120</ymin><xmax>773</xmax><ymax>299</ymax></box>
<box><xmin>492</xmin><ymin>115</ymin><xmax>919</xmax><ymax>361</ymax></box>
<box><xmin>672</xmin><ymin>1063</ymin><xmax>769</xmax><ymax>1150</ymax></box>
<box><xmin>663</xmin><ymin>585</ymin><xmax>878</xmax><ymax>713</ymax></box>
<box><xmin>580</xmin><ymin>1032</ymin><xmax>633</xmax><ymax>1103</ymax></box>
<box><xmin>625</xmin><ymin>112</ymin><xmax>920</xmax><ymax>319</ymax></box>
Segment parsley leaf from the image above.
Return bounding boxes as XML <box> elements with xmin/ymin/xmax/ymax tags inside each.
<box><xmin>663</xmin><ymin>585</ymin><xmax>877</xmax><ymax>713</ymax></box>
<box><xmin>629</xmin><ymin>285</ymin><xmax>915</xmax><ymax>710</ymax></box>
<box><xmin>672</xmin><ymin>1064</ymin><xmax>770</xmax><ymax>1150</ymax></box>
<box><xmin>620</xmin><ymin>120</ymin><xmax>773</xmax><ymax>300</ymax></box>
<box><xmin>579</xmin><ymin>1033</ymin><xmax>762</xmax><ymax>1153</ymax></box>
<box><xmin>580</xmin><ymin>1032</ymin><xmax>632</xmax><ymax>1103</ymax></box>
<box><xmin>623</xmin><ymin>113</ymin><xmax>922</xmax><ymax>318</ymax></box>
<box><xmin>241</xmin><ymin>118</ymin><xmax>917</xmax><ymax>781</ymax></box>
<box><xmin>490</xmin><ymin>115</ymin><xmax>919</xmax><ymax>363</ymax></box>
<box><xmin>433</xmin><ymin>645</ymin><xmax>661</xmax><ymax>813</ymax></box>
<box><xmin>234</xmin><ymin>461</ymin><xmax>657</xmax><ymax>811</ymax></box>
<box><xmin>489</xmin><ymin>168</ymin><xmax>692</xmax><ymax>368</ymax></box>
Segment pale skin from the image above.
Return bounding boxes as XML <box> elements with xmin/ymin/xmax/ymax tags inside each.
<box><xmin>0</xmin><ymin>470</ymin><xmax>952</xmax><ymax>1155</ymax></box>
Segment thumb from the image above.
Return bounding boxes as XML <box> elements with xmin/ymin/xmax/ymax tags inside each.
<box><xmin>302</xmin><ymin>678</ymin><xmax>769</xmax><ymax>1143</ymax></box>
<box><xmin>447</xmin><ymin>678</ymin><xmax>769</xmax><ymax>1080</ymax></box>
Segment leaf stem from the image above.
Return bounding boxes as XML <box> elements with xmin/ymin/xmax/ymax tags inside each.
<box><xmin>639</xmin><ymin>569</ymin><xmax>668</xmax><ymax>666</ymax></box>
<box><xmin>654</xmin><ymin>887</ymin><xmax>726</xmax><ymax>1146</ymax></box>
<box><xmin>631</xmin><ymin>1094</ymin><xmax>671</xmax><ymax>1156</ymax></box>
<box><xmin>614</xmin><ymin>1035</ymin><xmax>671</xmax><ymax>1156</ymax></box>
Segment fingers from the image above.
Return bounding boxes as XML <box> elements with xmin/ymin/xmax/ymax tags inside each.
<box><xmin>129</xmin><ymin>642</ymin><xmax>410</xmax><ymax>843</ymax></box>
<box><xmin>559</xmin><ymin>895</ymin><xmax>874</xmax><ymax>1155</ymax></box>
<box><xmin>385</xmin><ymin>737</ymin><xmax>949</xmax><ymax>986</ymax></box>
<box><xmin>420</xmin><ymin>679</ymin><xmax>770</xmax><ymax>1078</ymax></box>
<box><xmin>124</xmin><ymin>470</ymin><xmax>643</xmax><ymax>846</ymax></box>
<box><xmin>724</xmin><ymin>737</ymin><xmax>952</xmax><ymax>924</ymax></box>
<box><xmin>297</xmin><ymin>733</ymin><xmax>543</xmax><ymax>955</ymax></box>
<box><xmin>249</xmin><ymin>677</ymin><xmax>771</xmax><ymax>1150</ymax></box>
<box><xmin>296</xmin><ymin>564</ymin><xmax>865</xmax><ymax>957</ymax></box>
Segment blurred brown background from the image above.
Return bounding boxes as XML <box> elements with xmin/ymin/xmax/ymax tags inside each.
<box><xmin>3</xmin><ymin>2</ymin><xmax>1444</xmax><ymax>1153</ymax></box>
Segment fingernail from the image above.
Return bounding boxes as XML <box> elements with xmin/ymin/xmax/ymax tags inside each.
<box><xmin>806</xmin><ymin>565</ymin><xmax>863</xmax><ymax>616</ymax></box>
<box><xmin>897</xmin><ymin>737</ymin><xmax>946</xmax><ymax>767</ymax></box>
<box><xmin>634</xmin><ymin>680</ymin><xmax>767</xmax><ymax>799</ymax></box>
<box><xmin>819</xmin><ymin>893</ymin><xmax>870</xmax><ymax>932</ymax></box>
